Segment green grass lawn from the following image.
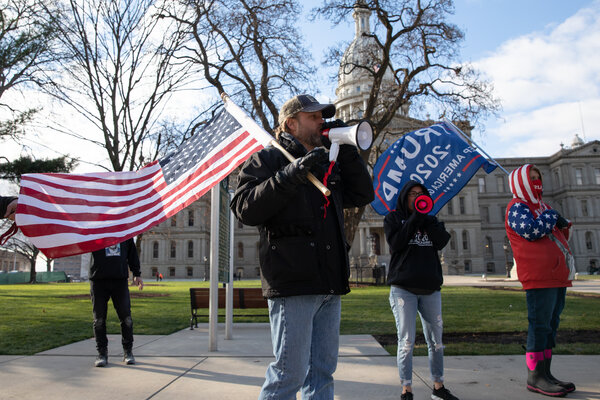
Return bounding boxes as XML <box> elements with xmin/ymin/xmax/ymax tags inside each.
<box><xmin>1</xmin><ymin>281</ymin><xmax>598</xmax><ymax>356</ymax></box>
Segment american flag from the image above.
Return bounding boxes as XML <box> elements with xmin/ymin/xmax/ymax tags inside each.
<box><xmin>14</xmin><ymin>98</ymin><xmax>273</xmax><ymax>259</ymax></box>
<box><xmin>506</xmin><ymin>202</ymin><xmax>558</xmax><ymax>241</ymax></box>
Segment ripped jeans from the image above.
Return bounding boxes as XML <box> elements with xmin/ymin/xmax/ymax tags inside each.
<box><xmin>389</xmin><ymin>286</ymin><xmax>444</xmax><ymax>386</ymax></box>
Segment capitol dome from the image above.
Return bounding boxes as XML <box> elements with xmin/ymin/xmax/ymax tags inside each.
<box><xmin>334</xmin><ymin>1</ymin><xmax>401</xmax><ymax>122</ymax></box>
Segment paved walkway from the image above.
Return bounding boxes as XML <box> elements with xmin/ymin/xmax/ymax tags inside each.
<box><xmin>1</xmin><ymin>276</ymin><xmax>599</xmax><ymax>400</ymax></box>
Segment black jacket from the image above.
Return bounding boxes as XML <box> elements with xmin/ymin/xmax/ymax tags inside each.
<box><xmin>89</xmin><ymin>239</ymin><xmax>141</xmax><ymax>281</ymax></box>
<box><xmin>230</xmin><ymin>132</ymin><xmax>374</xmax><ymax>298</ymax></box>
<box><xmin>384</xmin><ymin>181</ymin><xmax>450</xmax><ymax>293</ymax></box>
<box><xmin>0</xmin><ymin>196</ymin><xmax>17</xmax><ymax>218</ymax></box>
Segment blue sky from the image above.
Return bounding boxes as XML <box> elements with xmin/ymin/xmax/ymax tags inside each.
<box><xmin>2</xmin><ymin>0</ymin><xmax>599</xmax><ymax>193</ymax></box>
<box><xmin>303</xmin><ymin>0</ymin><xmax>600</xmax><ymax>159</ymax></box>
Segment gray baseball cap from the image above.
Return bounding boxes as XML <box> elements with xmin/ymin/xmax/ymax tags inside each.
<box><xmin>278</xmin><ymin>94</ymin><xmax>336</xmax><ymax>127</ymax></box>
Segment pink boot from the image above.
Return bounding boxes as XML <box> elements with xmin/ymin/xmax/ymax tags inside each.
<box><xmin>543</xmin><ymin>349</ymin><xmax>575</xmax><ymax>393</ymax></box>
<box><xmin>526</xmin><ymin>351</ymin><xmax>567</xmax><ymax>397</ymax></box>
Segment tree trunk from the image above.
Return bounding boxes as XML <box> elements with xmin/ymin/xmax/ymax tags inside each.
<box><xmin>344</xmin><ymin>206</ymin><xmax>366</xmax><ymax>246</ymax></box>
<box><xmin>28</xmin><ymin>248</ymin><xmax>39</xmax><ymax>283</ymax></box>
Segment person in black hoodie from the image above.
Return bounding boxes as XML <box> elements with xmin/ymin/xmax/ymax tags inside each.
<box><xmin>89</xmin><ymin>238</ymin><xmax>143</xmax><ymax>367</ymax></box>
<box><xmin>384</xmin><ymin>181</ymin><xmax>458</xmax><ymax>400</ymax></box>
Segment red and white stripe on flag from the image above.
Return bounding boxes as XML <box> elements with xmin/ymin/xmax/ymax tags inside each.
<box><xmin>14</xmin><ymin>99</ymin><xmax>273</xmax><ymax>259</ymax></box>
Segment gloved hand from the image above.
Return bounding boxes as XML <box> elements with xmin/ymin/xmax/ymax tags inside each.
<box><xmin>556</xmin><ymin>214</ymin><xmax>570</xmax><ymax>229</ymax></box>
<box><xmin>276</xmin><ymin>147</ymin><xmax>328</xmax><ymax>187</ymax></box>
<box><xmin>299</xmin><ymin>147</ymin><xmax>328</xmax><ymax>172</ymax></box>
<box><xmin>322</xmin><ymin>119</ymin><xmax>348</xmax><ymax>130</ymax></box>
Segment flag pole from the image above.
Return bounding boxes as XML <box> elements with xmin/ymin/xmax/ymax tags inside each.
<box><xmin>221</xmin><ymin>93</ymin><xmax>331</xmax><ymax>197</ymax></box>
<box><xmin>443</xmin><ymin>118</ymin><xmax>510</xmax><ymax>175</ymax></box>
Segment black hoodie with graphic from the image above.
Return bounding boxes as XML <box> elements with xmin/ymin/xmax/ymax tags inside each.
<box><xmin>383</xmin><ymin>181</ymin><xmax>450</xmax><ymax>294</ymax></box>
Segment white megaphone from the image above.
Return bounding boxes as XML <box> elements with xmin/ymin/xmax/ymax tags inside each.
<box><xmin>321</xmin><ymin>120</ymin><xmax>374</xmax><ymax>162</ymax></box>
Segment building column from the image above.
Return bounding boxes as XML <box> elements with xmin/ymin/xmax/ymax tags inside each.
<box><xmin>359</xmin><ymin>228</ymin><xmax>366</xmax><ymax>255</ymax></box>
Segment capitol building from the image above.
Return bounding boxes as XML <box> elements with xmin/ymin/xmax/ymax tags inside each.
<box><xmin>129</xmin><ymin>4</ymin><xmax>600</xmax><ymax>281</ymax></box>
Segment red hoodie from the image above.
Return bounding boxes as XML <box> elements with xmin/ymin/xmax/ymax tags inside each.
<box><xmin>505</xmin><ymin>164</ymin><xmax>572</xmax><ymax>290</ymax></box>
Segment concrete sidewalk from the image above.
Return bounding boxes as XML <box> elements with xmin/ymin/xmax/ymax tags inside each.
<box><xmin>1</xmin><ymin>322</ymin><xmax>599</xmax><ymax>400</ymax></box>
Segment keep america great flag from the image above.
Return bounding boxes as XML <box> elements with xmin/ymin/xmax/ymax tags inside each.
<box><xmin>14</xmin><ymin>98</ymin><xmax>273</xmax><ymax>259</ymax></box>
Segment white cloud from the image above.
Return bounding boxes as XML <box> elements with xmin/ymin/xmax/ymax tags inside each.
<box><xmin>474</xmin><ymin>2</ymin><xmax>600</xmax><ymax>157</ymax></box>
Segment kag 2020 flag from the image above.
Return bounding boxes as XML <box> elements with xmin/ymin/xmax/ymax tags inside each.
<box><xmin>13</xmin><ymin>98</ymin><xmax>273</xmax><ymax>259</ymax></box>
<box><xmin>371</xmin><ymin>121</ymin><xmax>497</xmax><ymax>216</ymax></box>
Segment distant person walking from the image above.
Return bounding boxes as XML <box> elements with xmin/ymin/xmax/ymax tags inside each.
<box><xmin>89</xmin><ymin>238</ymin><xmax>143</xmax><ymax>367</ymax></box>
<box><xmin>505</xmin><ymin>164</ymin><xmax>575</xmax><ymax>397</ymax></box>
<box><xmin>384</xmin><ymin>181</ymin><xmax>459</xmax><ymax>400</ymax></box>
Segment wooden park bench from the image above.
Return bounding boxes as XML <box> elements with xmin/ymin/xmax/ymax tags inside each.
<box><xmin>189</xmin><ymin>287</ymin><xmax>269</xmax><ymax>329</ymax></box>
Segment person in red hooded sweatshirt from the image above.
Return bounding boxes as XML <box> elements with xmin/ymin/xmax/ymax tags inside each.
<box><xmin>506</xmin><ymin>164</ymin><xmax>575</xmax><ymax>397</ymax></box>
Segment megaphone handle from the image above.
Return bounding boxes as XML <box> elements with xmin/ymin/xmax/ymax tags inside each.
<box><xmin>329</xmin><ymin>142</ymin><xmax>339</xmax><ymax>162</ymax></box>
<box><xmin>270</xmin><ymin>140</ymin><xmax>331</xmax><ymax>197</ymax></box>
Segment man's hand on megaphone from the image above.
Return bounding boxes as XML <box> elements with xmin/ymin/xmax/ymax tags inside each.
<box><xmin>322</xmin><ymin>119</ymin><xmax>348</xmax><ymax>130</ymax></box>
<box><xmin>321</xmin><ymin>119</ymin><xmax>347</xmax><ymax>149</ymax></box>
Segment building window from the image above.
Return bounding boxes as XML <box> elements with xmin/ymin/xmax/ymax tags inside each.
<box><xmin>496</xmin><ymin>176</ymin><xmax>505</xmax><ymax>192</ymax></box>
<box><xmin>187</xmin><ymin>240</ymin><xmax>194</xmax><ymax>258</ymax></box>
<box><xmin>485</xmin><ymin>236</ymin><xmax>493</xmax><ymax>257</ymax></box>
<box><xmin>188</xmin><ymin>210</ymin><xmax>194</xmax><ymax>227</ymax></box>
<box><xmin>595</xmin><ymin>168</ymin><xmax>600</xmax><ymax>185</ymax></box>
<box><xmin>152</xmin><ymin>241</ymin><xmax>159</xmax><ymax>259</ymax></box>
<box><xmin>581</xmin><ymin>199</ymin><xmax>589</xmax><ymax>217</ymax></box>
<box><xmin>447</xmin><ymin>200</ymin><xmax>454</xmax><ymax>215</ymax></box>
<box><xmin>464</xmin><ymin>260</ymin><xmax>472</xmax><ymax>273</ymax></box>
<box><xmin>186</xmin><ymin>267</ymin><xmax>193</xmax><ymax>277</ymax></box>
<box><xmin>462</xmin><ymin>230</ymin><xmax>469</xmax><ymax>250</ymax></box>
<box><xmin>486</xmin><ymin>262</ymin><xmax>495</xmax><ymax>273</ymax></box>
<box><xmin>171</xmin><ymin>215</ymin><xmax>177</xmax><ymax>227</ymax></box>
<box><xmin>459</xmin><ymin>197</ymin><xmax>465</xmax><ymax>214</ymax></box>
<box><xmin>237</xmin><ymin>242</ymin><xmax>244</xmax><ymax>259</ymax></box>
<box><xmin>586</xmin><ymin>232</ymin><xmax>594</xmax><ymax>251</ymax></box>
<box><xmin>554</xmin><ymin>170</ymin><xmax>560</xmax><ymax>186</ymax></box>
<box><xmin>500</xmin><ymin>205</ymin><xmax>506</xmax><ymax>222</ymax></box>
<box><xmin>478</xmin><ymin>177</ymin><xmax>486</xmax><ymax>193</ymax></box>
<box><xmin>449</xmin><ymin>231</ymin><xmax>456</xmax><ymax>251</ymax></box>
<box><xmin>481</xmin><ymin>206</ymin><xmax>489</xmax><ymax>223</ymax></box>
<box><xmin>169</xmin><ymin>267</ymin><xmax>175</xmax><ymax>277</ymax></box>
<box><xmin>170</xmin><ymin>241</ymin><xmax>176</xmax><ymax>258</ymax></box>
<box><xmin>151</xmin><ymin>267</ymin><xmax>158</xmax><ymax>278</ymax></box>
<box><xmin>575</xmin><ymin>168</ymin><xmax>583</xmax><ymax>185</ymax></box>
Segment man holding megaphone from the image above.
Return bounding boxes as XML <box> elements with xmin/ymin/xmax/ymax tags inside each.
<box><xmin>384</xmin><ymin>181</ymin><xmax>460</xmax><ymax>400</ymax></box>
<box><xmin>230</xmin><ymin>94</ymin><xmax>374</xmax><ymax>400</ymax></box>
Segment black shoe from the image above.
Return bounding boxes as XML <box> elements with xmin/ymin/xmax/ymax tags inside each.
<box><xmin>527</xmin><ymin>362</ymin><xmax>567</xmax><ymax>397</ymax></box>
<box><xmin>94</xmin><ymin>353</ymin><xmax>108</xmax><ymax>367</ymax></box>
<box><xmin>123</xmin><ymin>349</ymin><xmax>135</xmax><ymax>365</ymax></box>
<box><xmin>401</xmin><ymin>392</ymin><xmax>413</xmax><ymax>400</ymax></box>
<box><xmin>545</xmin><ymin>357</ymin><xmax>576</xmax><ymax>393</ymax></box>
<box><xmin>432</xmin><ymin>385</ymin><xmax>459</xmax><ymax>400</ymax></box>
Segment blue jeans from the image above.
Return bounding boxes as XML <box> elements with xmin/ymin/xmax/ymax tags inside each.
<box><xmin>259</xmin><ymin>294</ymin><xmax>341</xmax><ymax>400</ymax></box>
<box><xmin>389</xmin><ymin>286</ymin><xmax>444</xmax><ymax>386</ymax></box>
<box><xmin>526</xmin><ymin>287</ymin><xmax>566</xmax><ymax>351</ymax></box>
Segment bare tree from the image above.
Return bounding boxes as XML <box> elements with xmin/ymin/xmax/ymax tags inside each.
<box><xmin>48</xmin><ymin>0</ymin><xmax>194</xmax><ymax>172</ymax></box>
<box><xmin>313</xmin><ymin>0</ymin><xmax>501</xmax><ymax>241</ymax></box>
<box><xmin>0</xmin><ymin>0</ymin><xmax>62</xmax><ymax>141</ymax></box>
<box><xmin>161</xmin><ymin>0</ymin><xmax>317</xmax><ymax>133</ymax></box>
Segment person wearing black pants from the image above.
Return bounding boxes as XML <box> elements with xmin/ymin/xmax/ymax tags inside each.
<box><xmin>89</xmin><ymin>238</ymin><xmax>143</xmax><ymax>367</ymax></box>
